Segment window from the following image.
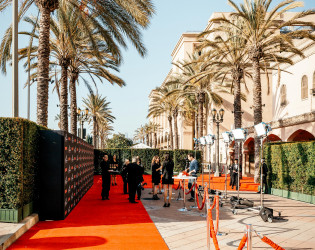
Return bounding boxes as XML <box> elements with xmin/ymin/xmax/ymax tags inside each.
<box><xmin>280</xmin><ymin>85</ymin><xmax>287</xmax><ymax>106</ymax></box>
<box><xmin>301</xmin><ymin>75</ymin><xmax>308</xmax><ymax>100</ymax></box>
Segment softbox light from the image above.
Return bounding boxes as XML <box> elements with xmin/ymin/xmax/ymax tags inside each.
<box><xmin>199</xmin><ymin>137</ymin><xmax>207</xmax><ymax>145</ymax></box>
<box><xmin>254</xmin><ymin>122</ymin><xmax>272</xmax><ymax>137</ymax></box>
<box><xmin>231</xmin><ymin>128</ymin><xmax>247</xmax><ymax>140</ymax></box>
<box><xmin>222</xmin><ymin>131</ymin><xmax>232</xmax><ymax>143</ymax></box>
<box><xmin>204</xmin><ymin>134</ymin><xmax>215</xmax><ymax>145</ymax></box>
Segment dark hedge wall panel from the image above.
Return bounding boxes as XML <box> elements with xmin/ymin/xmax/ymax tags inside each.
<box><xmin>39</xmin><ymin>131</ymin><xmax>94</xmax><ymax>220</ymax></box>
<box><xmin>264</xmin><ymin>141</ymin><xmax>315</xmax><ymax>195</ymax></box>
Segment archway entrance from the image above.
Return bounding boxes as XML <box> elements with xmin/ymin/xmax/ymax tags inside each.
<box><xmin>243</xmin><ymin>137</ymin><xmax>254</xmax><ymax>177</ymax></box>
<box><xmin>287</xmin><ymin>129</ymin><xmax>315</xmax><ymax>142</ymax></box>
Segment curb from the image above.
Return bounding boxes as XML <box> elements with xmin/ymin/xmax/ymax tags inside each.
<box><xmin>0</xmin><ymin>213</ymin><xmax>39</xmax><ymax>250</ymax></box>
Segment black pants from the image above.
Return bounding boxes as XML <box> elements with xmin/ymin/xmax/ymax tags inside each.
<box><xmin>188</xmin><ymin>178</ymin><xmax>195</xmax><ymax>199</ymax></box>
<box><xmin>136</xmin><ymin>183</ymin><xmax>142</xmax><ymax>199</ymax></box>
<box><xmin>123</xmin><ymin>177</ymin><xmax>128</xmax><ymax>194</ymax></box>
<box><xmin>231</xmin><ymin>173</ymin><xmax>238</xmax><ymax>189</ymax></box>
<box><xmin>229</xmin><ymin>171</ymin><xmax>233</xmax><ymax>186</ymax></box>
<box><xmin>102</xmin><ymin>175</ymin><xmax>110</xmax><ymax>198</ymax></box>
<box><xmin>128</xmin><ymin>181</ymin><xmax>137</xmax><ymax>202</ymax></box>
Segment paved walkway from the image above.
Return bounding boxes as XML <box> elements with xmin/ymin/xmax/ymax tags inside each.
<box><xmin>142</xmin><ymin>189</ymin><xmax>315</xmax><ymax>249</ymax></box>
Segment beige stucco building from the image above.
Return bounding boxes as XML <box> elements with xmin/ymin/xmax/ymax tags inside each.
<box><xmin>149</xmin><ymin>12</ymin><xmax>315</xmax><ymax>177</ymax></box>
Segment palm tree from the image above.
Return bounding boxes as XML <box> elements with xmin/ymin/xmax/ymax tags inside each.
<box><xmin>82</xmin><ymin>93</ymin><xmax>115</xmax><ymax>148</ymax></box>
<box><xmin>17</xmin><ymin>6</ymin><xmax>125</xmax><ymax>135</ymax></box>
<box><xmin>134</xmin><ymin>126</ymin><xmax>146</xmax><ymax>144</ymax></box>
<box><xmin>170</xmin><ymin>53</ymin><xmax>230</xmax><ymax>138</ymax></box>
<box><xmin>198</xmin><ymin>18</ymin><xmax>250</xmax><ymax>130</ymax></box>
<box><xmin>147</xmin><ymin>122</ymin><xmax>160</xmax><ymax>148</ymax></box>
<box><xmin>181</xmin><ymin>95</ymin><xmax>198</xmax><ymax>149</ymax></box>
<box><xmin>0</xmin><ymin>0</ymin><xmax>154</xmax><ymax>127</ymax></box>
<box><xmin>98</xmin><ymin>120</ymin><xmax>113</xmax><ymax>149</ymax></box>
<box><xmin>213</xmin><ymin>0</ymin><xmax>315</xmax><ymax>181</ymax></box>
<box><xmin>148</xmin><ymin>84</ymin><xmax>184</xmax><ymax>149</ymax></box>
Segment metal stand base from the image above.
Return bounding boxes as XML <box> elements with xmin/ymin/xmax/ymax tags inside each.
<box><xmin>217</xmin><ymin>232</ymin><xmax>227</xmax><ymax>236</ymax></box>
<box><xmin>178</xmin><ymin>207</ymin><xmax>189</xmax><ymax>212</ymax></box>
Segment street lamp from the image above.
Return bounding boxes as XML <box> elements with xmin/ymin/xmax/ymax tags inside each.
<box><xmin>212</xmin><ymin>108</ymin><xmax>224</xmax><ymax>177</ymax></box>
<box><xmin>77</xmin><ymin>108</ymin><xmax>89</xmax><ymax>139</ymax></box>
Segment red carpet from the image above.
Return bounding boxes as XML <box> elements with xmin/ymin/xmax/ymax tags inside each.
<box><xmin>9</xmin><ymin>176</ymin><xmax>168</xmax><ymax>250</ymax></box>
<box><xmin>143</xmin><ymin>174</ymin><xmax>259</xmax><ymax>192</ymax></box>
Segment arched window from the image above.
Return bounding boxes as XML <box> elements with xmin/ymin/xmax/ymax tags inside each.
<box><xmin>280</xmin><ymin>84</ymin><xmax>287</xmax><ymax>106</ymax></box>
<box><xmin>301</xmin><ymin>75</ymin><xmax>308</xmax><ymax>100</ymax></box>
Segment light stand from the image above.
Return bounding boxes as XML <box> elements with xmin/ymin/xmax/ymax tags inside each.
<box><xmin>222</xmin><ymin>131</ymin><xmax>233</xmax><ymax>199</ymax></box>
<box><xmin>205</xmin><ymin>134</ymin><xmax>215</xmax><ymax>189</ymax></box>
<box><xmin>231</xmin><ymin>128</ymin><xmax>248</xmax><ymax>201</ymax></box>
<box><xmin>254</xmin><ymin>122</ymin><xmax>272</xmax><ymax>208</ymax></box>
<box><xmin>199</xmin><ymin>136</ymin><xmax>207</xmax><ymax>188</ymax></box>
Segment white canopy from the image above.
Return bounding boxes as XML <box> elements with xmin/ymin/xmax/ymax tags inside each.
<box><xmin>130</xmin><ymin>143</ymin><xmax>151</xmax><ymax>149</ymax></box>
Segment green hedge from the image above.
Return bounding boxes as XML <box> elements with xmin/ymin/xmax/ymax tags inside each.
<box><xmin>0</xmin><ymin>118</ymin><xmax>44</xmax><ymax>210</ymax></box>
<box><xmin>264</xmin><ymin>141</ymin><xmax>315</xmax><ymax>196</ymax></box>
<box><xmin>94</xmin><ymin>148</ymin><xmax>202</xmax><ymax>174</ymax></box>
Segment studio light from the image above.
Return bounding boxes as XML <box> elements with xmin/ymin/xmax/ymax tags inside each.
<box><xmin>204</xmin><ymin>134</ymin><xmax>215</xmax><ymax>145</ymax></box>
<box><xmin>254</xmin><ymin>122</ymin><xmax>272</xmax><ymax>137</ymax></box>
<box><xmin>222</xmin><ymin>131</ymin><xmax>232</xmax><ymax>143</ymax></box>
<box><xmin>231</xmin><ymin>128</ymin><xmax>248</xmax><ymax>141</ymax></box>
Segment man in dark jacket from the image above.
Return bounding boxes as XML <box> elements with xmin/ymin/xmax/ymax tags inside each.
<box><xmin>261</xmin><ymin>159</ymin><xmax>268</xmax><ymax>193</ymax></box>
<box><xmin>127</xmin><ymin>156</ymin><xmax>141</xmax><ymax>203</ymax></box>
<box><xmin>100</xmin><ymin>154</ymin><xmax>110</xmax><ymax>200</ymax></box>
<box><xmin>121</xmin><ymin>159</ymin><xmax>129</xmax><ymax>194</ymax></box>
<box><xmin>186</xmin><ymin>153</ymin><xmax>199</xmax><ymax>202</ymax></box>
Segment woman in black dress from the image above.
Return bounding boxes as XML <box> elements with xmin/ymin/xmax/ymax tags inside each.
<box><xmin>151</xmin><ymin>155</ymin><xmax>162</xmax><ymax>200</ymax></box>
<box><xmin>111</xmin><ymin>154</ymin><xmax>119</xmax><ymax>186</ymax></box>
<box><xmin>161</xmin><ymin>154</ymin><xmax>174</xmax><ymax>207</ymax></box>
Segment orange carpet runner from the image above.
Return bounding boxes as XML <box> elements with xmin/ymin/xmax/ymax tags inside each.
<box><xmin>9</xmin><ymin>176</ymin><xmax>168</xmax><ymax>250</ymax></box>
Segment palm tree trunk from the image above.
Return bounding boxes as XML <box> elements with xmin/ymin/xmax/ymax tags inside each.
<box><xmin>36</xmin><ymin>6</ymin><xmax>51</xmax><ymax>127</ymax></box>
<box><xmin>173</xmin><ymin>109</ymin><xmax>179</xmax><ymax>149</ymax></box>
<box><xmin>251</xmin><ymin>54</ymin><xmax>263</xmax><ymax>183</ymax></box>
<box><xmin>70</xmin><ymin>71</ymin><xmax>78</xmax><ymax>136</ymax></box>
<box><xmin>60</xmin><ymin>60</ymin><xmax>70</xmax><ymax>132</ymax></box>
<box><xmin>233</xmin><ymin>68</ymin><xmax>243</xmax><ymax>168</ymax></box>
<box><xmin>154</xmin><ymin>132</ymin><xmax>157</xmax><ymax>148</ymax></box>
<box><xmin>93</xmin><ymin>115</ymin><xmax>97</xmax><ymax>148</ymax></box>
<box><xmin>192</xmin><ymin>111</ymin><xmax>195</xmax><ymax>150</ymax></box>
<box><xmin>197</xmin><ymin>93</ymin><xmax>205</xmax><ymax>138</ymax></box>
<box><xmin>195</xmin><ymin>112</ymin><xmax>198</xmax><ymax>139</ymax></box>
<box><xmin>168</xmin><ymin>116</ymin><xmax>174</xmax><ymax>149</ymax></box>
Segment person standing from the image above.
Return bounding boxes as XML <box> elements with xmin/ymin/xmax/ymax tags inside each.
<box><xmin>151</xmin><ymin>155</ymin><xmax>162</xmax><ymax>200</ymax></box>
<box><xmin>161</xmin><ymin>154</ymin><xmax>174</xmax><ymax>207</ymax></box>
<box><xmin>100</xmin><ymin>154</ymin><xmax>110</xmax><ymax>200</ymax></box>
<box><xmin>127</xmin><ymin>156</ymin><xmax>141</xmax><ymax>203</ymax></box>
<box><xmin>136</xmin><ymin>157</ymin><xmax>144</xmax><ymax>200</ymax></box>
<box><xmin>121</xmin><ymin>159</ymin><xmax>129</xmax><ymax>194</ymax></box>
<box><xmin>228</xmin><ymin>159</ymin><xmax>234</xmax><ymax>187</ymax></box>
<box><xmin>185</xmin><ymin>153</ymin><xmax>199</xmax><ymax>202</ymax></box>
<box><xmin>111</xmin><ymin>154</ymin><xmax>119</xmax><ymax>186</ymax></box>
<box><xmin>261</xmin><ymin>159</ymin><xmax>268</xmax><ymax>193</ymax></box>
<box><xmin>231</xmin><ymin>159</ymin><xmax>239</xmax><ymax>190</ymax></box>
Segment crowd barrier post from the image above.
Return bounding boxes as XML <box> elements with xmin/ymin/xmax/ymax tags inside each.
<box><xmin>246</xmin><ymin>224</ymin><xmax>252</xmax><ymax>250</ymax></box>
<box><xmin>207</xmin><ymin>196</ymin><xmax>211</xmax><ymax>250</ymax></box>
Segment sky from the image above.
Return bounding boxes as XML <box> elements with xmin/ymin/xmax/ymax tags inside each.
<box><xmin>0</xmin><ymin>0</ymin><xmax>314</xmax><ymax>139</ymax></box>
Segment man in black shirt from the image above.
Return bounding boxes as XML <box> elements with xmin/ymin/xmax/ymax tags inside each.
<box><xmin>127</xmin><ymin>156</ymin><xmax>141</xmax><ymax>203</ymax></box>
<box><xmin>100</xmin><ymin>154</ymin><xmax>110</xmax><ymax>200</ymax></box>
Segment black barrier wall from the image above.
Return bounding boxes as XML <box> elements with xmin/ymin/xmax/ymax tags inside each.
<box><xmin>39</xmin><ymin>130</ymin><xmax>94</xmax><ymax>220</ymax></box>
